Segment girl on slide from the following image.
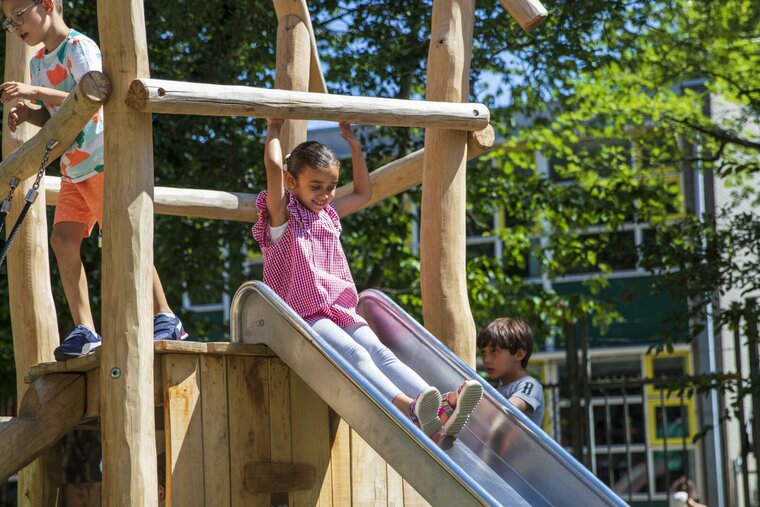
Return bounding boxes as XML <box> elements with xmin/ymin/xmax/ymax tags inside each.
<box><xmin>252</xmin><ymin>118</ymin><xmax>482</xmax><ymax>437</ymax></box>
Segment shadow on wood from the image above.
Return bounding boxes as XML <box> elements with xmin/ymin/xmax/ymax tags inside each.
<box><xmin>0</xmin><ymin>374</ymin><xmax>85</xmax><ymax>483</ymax></box>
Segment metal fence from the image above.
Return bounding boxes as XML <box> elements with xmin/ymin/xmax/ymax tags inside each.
<box><xmin>544</xmin><ymin>376</ymin><xmax>704</xmax><ymax>506</ymax></box>
<box><xmin>542</xmin><ymin>298</ymin><xmax>760</xmax><ymax>507</ymax></box>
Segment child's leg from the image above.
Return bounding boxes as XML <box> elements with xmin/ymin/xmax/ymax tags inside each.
<box><xmin>312</xmin><ymin>318</ymin><xmax>405</xmax><ymax>402</ymax></box>
<box><xmin>151</xmin><ymin>265</ymin><xmax>188</xmax><ymax>340</ymax></box>
<box><xmin>152</xmin><ymin>266</ymin><xmax>172</xmax><ymax>314</ymax></box>
<box><xmin>347</xmin><ymin>324</ymin><xmax>429</xmax><ymax>397</ymax></box>
<box><xmin>312</xmin><ymin>319</ymin><xmax>441</xmax><ymax>435</ymax></box>
<box><xmin>50</xmin><ymin>222</ymin><xmax>95</xmax><ymax>330</ymax></box>
<box><xmin>52</xmin><ymin>174</ymin><xmax>104</xmax><ymax>333</ymax></box>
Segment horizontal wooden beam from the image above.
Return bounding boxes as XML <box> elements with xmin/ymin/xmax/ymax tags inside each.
<box><xmin>244</xmin><ymin>462</ymin><xmax>316</xmax><ymax>493</ymax></box>
<box><xmin>337</xmin><ymin>124</ymin><xmax>496</xmax><ymax>210</ymax></box>
<box><xmin>126</xmin><ymin>79</ymin><xmax>489</xmax><ymax>131</ymax></box>
<box><xmin>44</xmin><ymin>125</ymin><xmax>497</xmax><ymax>222</ymax></box>
<box><xmin>45</xmin><ymin>175</ymin><xmax>259</xmax><ymax>222</ymax></box>
<box><xmin>26</xmin><ymin>347</ymin><xmax>101</xmax><ymax>383</ymax></box>
<box><xmin>500</xmin><ymin>0</ymin><xmax>548</xmax><ymax>32</ymax></box>
<box><xmin>0</xmin><ymin>374</ymin><xmax>85</xmax><ymax>483</ymax></box>
<box><xmin>0</xmin><ymin>71</ymin><xmax>110</xmax><ymax>187</ymax></box>
<box><xmin>153</xmin><ymin>340</ymin><xmax>274</xmax><ymax>357</ymax></box>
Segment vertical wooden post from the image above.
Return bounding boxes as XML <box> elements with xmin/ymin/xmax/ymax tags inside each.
<box><xmin>273</xmin><ymin>9</ymin><xmax>335</xmax><ymax>505</ymax></box>
<box><xmin>2</xmin><ymin>34</ymin><xmax>62</xmax><ymax>507</ymax></box>
<box><xmin>96</xmin><ymin>0</ymin><xmax>158</xmax><ymax>504</ymax></box>
<box><xmin>272</xmin><ymin>0</ymin><xmax>328</xmax><ymax>94</ymax></box>
<box><xmin>275</xmin><ymin>13</ymin><xmax>310</xmax><ymax>153</ymax></box>
<box><xmin>420</xmin><ymin>0</ymin><xmax>477</xmax><ymax>366</ymax></box>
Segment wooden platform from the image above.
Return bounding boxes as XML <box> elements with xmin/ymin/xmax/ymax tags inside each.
<box><xmin>23</xmin><ymin>341</ymin><xmax>429</xmax><ymax>506</ymax></box>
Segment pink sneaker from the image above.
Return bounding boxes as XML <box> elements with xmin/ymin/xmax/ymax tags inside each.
<box><xmin>441</xmin><ymin>380</ymin><xmax>483</xmax><ymax>437</ymax></box>
<box><xmin>409</xmin><ymin>386</ymin><xmax>442</xmax><ymax>436</ymax></box>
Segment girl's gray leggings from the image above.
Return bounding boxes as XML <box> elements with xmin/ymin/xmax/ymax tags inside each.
<box><xmin>312</xmin><ymin>318</ymin><xmax>429</xmax><ymax>402</ymax></box>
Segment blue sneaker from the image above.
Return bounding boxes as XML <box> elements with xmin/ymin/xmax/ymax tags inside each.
<box><xmin>54</xmin><ymin>325</ymin><xmax>102</xmax><ymax>361</ymax></box>
<box><xmin>153</xmin><ymin>313</ymin><xmax>188</xmax><ymax>341</ymax></box>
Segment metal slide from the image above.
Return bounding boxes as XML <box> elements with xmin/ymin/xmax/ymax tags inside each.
<box><xmin>231</xmin><ymin>281</ymin><xmax>627</xmax><ymax>506</ymax></box>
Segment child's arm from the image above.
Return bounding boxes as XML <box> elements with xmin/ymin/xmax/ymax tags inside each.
<box><xmin>508</xmin><ymin>396</ymin><xmax>531</xmax><ymax>414</ymax></box>
<box><xmin>1</xmin><ymin>81</ymin><xmax>69</xmax><ymax>107</ymax></box>
<box><xmin>6</xmin><ymin>102</ymin><xmax>50</xmax><ymax>131</ymax></box>
<box><xmin>332</xmin><ymin>122</ymin><xmax>372</xmax><ymax>217</ymax></box>
<box><xmin>264</xmin><ymin>118</ymin><xmax>289</xmax><ymax>227</ymax></box>
<box><xmin>2</xmin><ymin>82</ymin><xmax>66</xmax><ymax>131</ymax></box>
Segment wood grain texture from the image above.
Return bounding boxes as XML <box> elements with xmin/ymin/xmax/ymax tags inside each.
<box><xmin>275</xmin><ymin>14</ymin><xmax>310</xmax><ymax>151</ymax></box>
<box><xmin>199</xmin><ymin>355</ymin><xmax>231</xmax><ymax>506</ymax></box>
<box><xmin>420</xmin><ymin>0</ymin><xmax>478</xmax><ymax>366</ymax></box>
<box><xmin>227</xmin><ymin>356</ymin><xmax>270</xmax><ymax>507</ymax></box>
<box><xmin>126</xmin><ymin>78</ymin><xmax>489</xmax><ymax>131</ymax></box>
<box><xmin>0</xmin><ymin>71</ymin><xmax>109</xmax><ymax>187</ymax></box>
<box><xmin>499</xmin><ymin>0</ymin><xmax>548</xmax><ymax>32</ymax></box>
<box><xmin>272</xmin><ymin>0</ymin><xmax>327</xmax><ymax>93</ymax></box>
<box><xmin>0</xmin><ymin>374</ymin><xmax>85</xmax><ymax>483</ymax></box>
<box><xmin>44</xmin><ymin>125</ymin><xmax>494</xmax><ymax>223</ymax></box>
<box><xmin>244</xmin><ymin>462</ymin><xmax>316</xmax><ymax>493</ymax></box>
<box><xmin>96</xmin><ymin>0</ymin><xmax>158</xmax><ymax>504</ymax></box>
<box><xmin>162</xmin><ymin>355</ymin><xmax>204</xmax><ymax>507</ymax></box>
<box><xmin>2</xmin><ymin>32</ymin><xmax>63</xmax><ymax>507</ymax></box>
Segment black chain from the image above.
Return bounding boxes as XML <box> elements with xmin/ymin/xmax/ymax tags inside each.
<box><xmin>0</xmin><ymin>175</ymin><xmax>20</xmax><ymax>238</ymax></box>
<box><xmin>0</xmin><ymin>139</ymin><xmax>58</xmax><ymax>268</ymax></box>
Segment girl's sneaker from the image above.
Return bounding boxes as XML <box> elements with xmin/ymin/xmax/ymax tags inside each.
<box><xmin>441</xmin><ymin>380</ymin><xmax>483</xmax><ymax>437</ymax></box>
<box><xmin>409</xmin><ymin>386</ymin><xmax>442</xmax><ymax>436</ymax></box>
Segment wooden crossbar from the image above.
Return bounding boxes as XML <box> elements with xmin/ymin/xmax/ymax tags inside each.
<box><xmin>0</xmin><ymin>71</ymin><xmax>110</xmax><ymax>187</ymax></box>
<box><xmin>126</xmin><ymin>78</ymin><xmax>489</xmax><ymax>131</ymax></box>
<box><xmin>44</xmin><ymin>125</ymin><xmax>496</xmax><ymax>222</ymax></box>
<box><xmin>500</xmin><ymin>0</ymin><xmax>548</xmax><ymax>32</ymax></box>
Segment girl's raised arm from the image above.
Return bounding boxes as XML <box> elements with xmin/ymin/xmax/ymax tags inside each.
<box><xmin>264</xmin><ymin>118</ymin><xmax>289</xmax><ymax>226</ymax></box>
<box><xmin>333</xmin><ymin>122</ymin><xmax>372</xmax><ymax>217</ymax></box>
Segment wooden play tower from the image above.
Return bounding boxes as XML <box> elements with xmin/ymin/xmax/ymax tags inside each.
<box><xmin>0</xmin><ymin>0</ymin><xmax>545</xmax><ymax>505</ymax></box>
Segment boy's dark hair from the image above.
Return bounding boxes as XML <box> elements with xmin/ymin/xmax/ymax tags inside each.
<box><xmin>477</xmin><ymin>317</ymin><xmax>534</xmax><ymax>368</ymax></box>
<box><xmin>286</xmin><ymin>140</ymin><xmax>340</xmax><ymax>178</ymax></box>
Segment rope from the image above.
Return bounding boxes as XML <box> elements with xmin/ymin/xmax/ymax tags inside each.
<box><xmin>0</xmin><ymin>139</ymin><xmax>58</xmax><ymax>268</ymax></box>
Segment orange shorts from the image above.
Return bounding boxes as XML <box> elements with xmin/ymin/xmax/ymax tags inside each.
<box><xmin>53</xmin><ymin>172</ymin><xmax>104</xmax><ymax>238</ymax></box>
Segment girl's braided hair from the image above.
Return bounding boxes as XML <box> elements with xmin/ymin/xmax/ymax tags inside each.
<box><xmin>286</xmin><ymin>141</ymin><xmax>340</xmax><ymax>178</ymax></box>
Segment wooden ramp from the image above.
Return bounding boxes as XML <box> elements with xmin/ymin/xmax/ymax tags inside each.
<box><xmin>12</xmin><ymin>341</ymin><xmax>430</xmax><ymax>507</ymax></box>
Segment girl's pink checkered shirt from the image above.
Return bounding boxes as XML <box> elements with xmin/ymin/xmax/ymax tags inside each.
<box><xmin>252</xmin><ymin>191</ymin><xmax>366</xmax><ymax>328</ymax></box>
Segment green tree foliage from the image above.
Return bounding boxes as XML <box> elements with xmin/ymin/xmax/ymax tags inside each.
<box><xmin>0</xmin><ymin>1</ymin><xmax>757</xmax><ymax>402</ymax></box>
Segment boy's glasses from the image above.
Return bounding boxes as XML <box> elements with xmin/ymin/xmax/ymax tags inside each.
<box><xmin>2</xmin><ymin>0</ymin><xmax>41</xmax><ymax>33</ymax></box>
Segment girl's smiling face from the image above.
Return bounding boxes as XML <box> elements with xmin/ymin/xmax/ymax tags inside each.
<box><xmin>287</xmin><ymin>165</ymin><xmax>339</xmax><ymax>214</ymax></box>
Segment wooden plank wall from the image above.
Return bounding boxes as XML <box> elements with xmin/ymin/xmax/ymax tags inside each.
<box><xmin>161</xmin><ymin>349</ymin><xmax>429</xmax><ymax>506</ymax></box>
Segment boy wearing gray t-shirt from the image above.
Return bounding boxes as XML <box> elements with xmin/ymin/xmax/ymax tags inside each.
<box><xmin>478</xmin><ymin>318</ymin><xmax>545</xmax><ymax>426</ymax></box>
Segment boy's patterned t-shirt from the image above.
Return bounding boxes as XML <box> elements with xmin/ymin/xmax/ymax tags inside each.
<box><xmin>498</xmin><ymin>374</ymin><xmax>545</xmax><ymax>426</ymax></box>
<box><xmin>30</xmin><ymin>29</ymin><xmax>103</xmax><ymax>183</ymax></box>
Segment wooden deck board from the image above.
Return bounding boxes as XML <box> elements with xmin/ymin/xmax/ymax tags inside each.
<box><xmin>26</xmin><ymin>341</ymin><xmax>275</xmax><ymax>382</ymax></box>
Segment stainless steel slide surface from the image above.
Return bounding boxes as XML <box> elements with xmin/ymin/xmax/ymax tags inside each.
<box><xmin>357</xmin><ymin>289</ymin><xmax>628</xmax><ymax>507</ymax></box>
<box><xmin>230</xmin><ymin>281</ymin><xmax>626</xmax><ymax>506</ymax></box>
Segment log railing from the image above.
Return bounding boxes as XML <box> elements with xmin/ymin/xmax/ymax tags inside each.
<box><xmin>500</xmin><ymin>0</ymin><xmax>548</xmax><ymax>32</ymax></box>
<box><xmin>44</xmin><ymin>125</ymin><xmax>496</xmax><ymax>222</ymax></box>
<box><xmin>0</xmin><ymin>71</ymin><xmax>110</xmax><ymax>187</ymax></box>
<box><xmin>126</xmin><ymin>78</ymin><xmax>489</xmax><ymax>131</ymax></box>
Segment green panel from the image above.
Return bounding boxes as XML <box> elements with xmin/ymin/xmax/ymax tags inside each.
<box><xmin>553</xmin><ymin>276</ymin><xmax>688</xmax><ymax>347</ymax></box>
